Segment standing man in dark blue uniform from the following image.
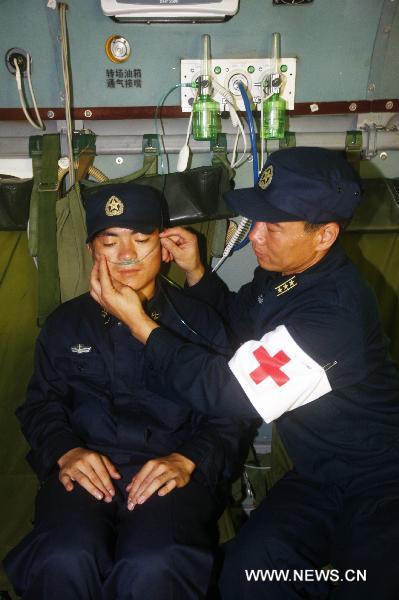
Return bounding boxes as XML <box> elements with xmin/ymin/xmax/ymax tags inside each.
<box><xmin>4</xmin><ymin>182</ymin><xmax>254</xmax><ymax>600</ymax></box>
<box><xmin>91</xmin><ymin>148</ymin><xmax>399</xmax><ymax>599</ymax></box>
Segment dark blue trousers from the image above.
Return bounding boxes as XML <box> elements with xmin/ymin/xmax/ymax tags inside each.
<box><xmin>219</xmin><ymin>471</ymin><xmax>399</xmax><ymax>600</ymax></box>
<box><xmin>4</xmin><ymin>467</ymin><xmax>220</xmax><ymax>600</ymax></box>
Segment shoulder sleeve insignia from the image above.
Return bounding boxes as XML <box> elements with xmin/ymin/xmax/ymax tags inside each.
<box><xmin>105</xmin><ymin>195</ymin><xmax>124</xmax><ymax>216</ymax></box>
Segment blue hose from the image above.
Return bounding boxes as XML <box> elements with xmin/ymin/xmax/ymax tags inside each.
<box><xmin>238</xmin><ymin>82</ymin><xmax>258</xmax><ymax>182</ymax></box>
<box><xmin>232</xmin><ymin>83</ymin><xmax>258</xmax><ymax>251</ymax></box>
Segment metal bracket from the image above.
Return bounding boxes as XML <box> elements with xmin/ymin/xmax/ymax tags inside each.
<box><xmin>345</xmin><ymin>130</ymin><xmax>363</xmax><ymax>170</ymax></box>
<box><xmin>142</xmin><ymin>133</ymin><xmax>160</xmax><ymax>155</ymax></box>
<box><xmin>72</xmin><ymin>130</ymin><xmax>96</xmax><ymax>157</ymax></box>
<box><xmin>210</xmin><ymin>133</ymin><xmax>228</xmax><ymax>165</ymax></box>
<box><xmin>362</xmin><ymin>124</ymin><xmax>378</xmax><ymax>160</ymax></box>
<box><xmin>142</xmin><ymin>134</ymin><xmax>160</xmax><ymax>176</ymax></box>
<box><xmin>263</xmin><ymin>72</ymin><xmax>283</xmax><ymax>97</ymax></box>
<box><xmin>279</xmin><ymin>132</ymin><xmax>296</xmax><ymax>149</ymax></box>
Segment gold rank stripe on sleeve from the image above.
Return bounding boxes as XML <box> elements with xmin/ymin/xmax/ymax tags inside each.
<box><xmin>274</xmin><ymin>276</ymin><xmax>298</xmax><ymax>297</ymax></box>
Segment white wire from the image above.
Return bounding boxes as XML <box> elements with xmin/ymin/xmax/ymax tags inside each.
<box><xmin>13</xmin><ymin>58</ymin><xmax>44</xmax><ymax>130</ymax></box>
<box><xmin>230</xmin><ymin>129</ymin><xmax>240</xmax><ymax>168</ymax></box>
<box><xmin>206</xmin><ymin>80</ymin><xmax>251</xmax><ymax>270</ymax></box>
<box><xmin>155</xmin><ymin>83</ymin><xmax>191</xmax><ymax>175</ymax></box>
<box><xmin>211</xmin><ymin>81</ymin><xmax>248</xmax><ymax>169</ymax></box>
<box><xmin>176</xmin><ymin>88</ymin><xmax>198</xmax><ymax>172</ymax></box>
<box><xmin>185</xmin><ymin>110</ymin><xmax>194</xmax><ymax>145</ymax></box>
<box><xmin>26</xmin><ymin>53</ymin><xmax>44</xmax><ymax>129</ymax></box>
<box><xmin>229</xmin><ymin>105</ymin><xmax>248</xmax><ymax>169</ymax></box>
<box><xmin>212</xmin><ymin>216</ymin><xmax>251</xmax><ymax>272</ymax></box>
<box><xmin>214</xmin><ymin>85</ymin><xmax>280</xmax><ymax>269</ymax></box>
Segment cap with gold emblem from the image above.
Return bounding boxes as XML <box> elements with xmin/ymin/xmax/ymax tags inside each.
<box><xmin>224</xmin><ymin>147</ymin><xmax>362</xmax><ymax>224</ymax></box>
<box><xmin>84</xmin><ymin>182</ymin><xmax>163</xmax><ymax>241</ymax></box>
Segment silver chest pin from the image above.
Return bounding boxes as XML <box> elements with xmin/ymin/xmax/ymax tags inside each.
<box><xmin>71</xmin><ymin>344</ymin><xmax>92</xmax><ymax>354</ymax></box>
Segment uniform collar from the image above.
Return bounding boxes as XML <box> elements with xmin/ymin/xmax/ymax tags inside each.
<box><xmin>266</xmin><ymin>242</ymin><xmax>346</xmax><ymax>282</ymax></box>
<box><xmin>260</xmin><ymin>242</ymin><xmax>347</xmax><ymax>298</ymax></box>
<box><xmin>98</xmin><ymin>276</ymin><xmax>164</xmax><ymax>328</ymax></box>
<box><xmin>144</xmin><ymin>277</ymin><xmax>164</xmax><ymax>322</ymax></box>
<box><xmin>296</xmin><ymin>242</ymin><xmax>347</xmax><ymax>277</ymax></box>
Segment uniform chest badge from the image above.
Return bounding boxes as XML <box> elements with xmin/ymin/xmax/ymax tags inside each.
<box><xmin>258</xmin><ymin>165</ymin><xmax>273</xmax><ymax>190</ymax></box>
<box><xmin>257</xmin><ymin>294</ymin><xmax>264</xmax><ymax>304</ymax></box>
<box><xmin>151</xmin><ymin>310</ymin><xmax>160</xmax><ymax>321</ymax></box>
<box><xmin>105</xmin><ymin>195</ymin><xmax>124</xmax><ymax>216</ymax></box>
<box><xmin>71</xmin><ymin>344</ymin><xmax>92</xmax><ymax>354</ymax></box>
<box><xmin>275</xmin><ymin>275</ymin><xmax>297</xmax><ymax>297</ymax></box>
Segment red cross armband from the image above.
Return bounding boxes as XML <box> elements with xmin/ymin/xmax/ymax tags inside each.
<box><xmin>228</xmin><ymin>325</ymin><xmax>332</xmax><ymax>423</ymax></box>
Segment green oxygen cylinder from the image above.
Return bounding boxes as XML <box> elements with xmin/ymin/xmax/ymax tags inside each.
<box><xmin>261</xmin><ymin>93</ymin><xmax>286</xmax><ymax>140</ymax></box>
<box><xmin>192</xmin><ymin>94</ymin><xmax>221</xmax><ymax>141</ymax></box>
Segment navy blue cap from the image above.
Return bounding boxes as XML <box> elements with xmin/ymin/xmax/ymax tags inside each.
<box><xmin>225</xmin><ymin>147</ymin><xmax>362</xmax><ymax>224</ymax></box>
<box><xmin>84</xmin><ymin>182</ymin><xmax>163</xmax><ymax>241</ymax></box>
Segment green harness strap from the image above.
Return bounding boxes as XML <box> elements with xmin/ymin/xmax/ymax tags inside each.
<box><xmin>29</xmin><ymin>134</ymin><xmax>61</xmax><ymax>326</ymax></box>
<box><xmin>57</xmin><ymin>183</ymin><xmax>93</xmax><ymax>302</ymax></box>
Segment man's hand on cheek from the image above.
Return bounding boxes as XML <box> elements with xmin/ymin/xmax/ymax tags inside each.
<box><xmin>90</xmin><ymin>256</ymin><xmax>159</xmax><ymax>343</ymax></box>
<box><xmin>125</xmin><ymin>453</ymin><xmax>195</xmax><ymax>511</ymax></box>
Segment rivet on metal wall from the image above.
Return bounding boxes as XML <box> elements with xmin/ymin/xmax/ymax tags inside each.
<box><xmin>47</xmin><ymin>110</ymin><xmax>55</xmax><ymax>119</ymax></box>
<box><xmin>349</xmin><ymin>103</ymin><xmax>357</xmax><ymax>112</ymax></box>
<box><xmin>380</xmin><ymin>152</ymin><xmax>388</xmax><ymax>160</ymax></box>
<box><xmin>309</xmin><ymin>103</ymin><xmax>319</xmax><ymax>112</ymax></box>
<box><xmin>368</xmin><ymin>83</ymin><xmax>376</xmax><ymax>92</ymax></box>
<box><xmin>385</xmin><ymin>100</ymin><xmax>394</xmax><ymax>110</ymax></box>
<box><xmin>84</xmin><ymin>110</ymin><xmax>93</xmax><ymax>118</ymax></box>
<box><xmin>116</xmin><ymin>157</ymin><xmax>124</xmax><ymax>165</ymax></box>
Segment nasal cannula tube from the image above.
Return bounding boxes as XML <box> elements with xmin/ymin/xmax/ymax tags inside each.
<box><xmin>104</xmin><ymin>243</ymin><xmax>159</xmax><ymax>267</ymax></box>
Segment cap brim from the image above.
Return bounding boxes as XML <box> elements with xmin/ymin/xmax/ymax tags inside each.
<box><xmin>86</xmin><ymin>223</ymin><xmax>158</xmax><ymax>243</ymax></box>
<box><xmin>225</xmin><ymin>187</ymin><xmax>299</xmax><ymax>223</ymax></box>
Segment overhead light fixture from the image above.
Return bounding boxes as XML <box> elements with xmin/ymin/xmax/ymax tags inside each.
<box><xmin>100</xmin><ymin>0</ymin><xmax>240</xmax><ymax>23</ymax></box>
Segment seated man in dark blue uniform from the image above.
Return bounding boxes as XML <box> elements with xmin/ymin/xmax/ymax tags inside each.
<box><xmin>4</xmin><ymin>182</ymin><xmax>254</xmax><ymax>600</ymax></box>
<box><xmin>91</xmin><ymin>148</ymin><xmax>399</xmax><ymax>599</ymax></box>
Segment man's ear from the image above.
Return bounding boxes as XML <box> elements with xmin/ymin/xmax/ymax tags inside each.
<box><xmin>87</xmin><ymin>242</ymin><xmax>93</xmax><ymax>257</ymax></box>
<box><xmin>316</xmin><ymin>222</ymin><xmax>340</xmax><ymax>251</ymax></box>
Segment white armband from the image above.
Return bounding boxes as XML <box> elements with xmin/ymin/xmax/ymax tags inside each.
<box><xmin>228</xmin><ymin>325</ymin><xmax>332</xmax><ymax>423</ymax></box>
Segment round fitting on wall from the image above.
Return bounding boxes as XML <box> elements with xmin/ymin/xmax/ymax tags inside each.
<box><xmin>5</xmin><ymin>47</ymin><xmax>29</xmax><ymax>76</ymax></box>
<box><xmin>105</xmin><ymin>35</ymin><xmax>131</xmax><ymax>63</ymax></box>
